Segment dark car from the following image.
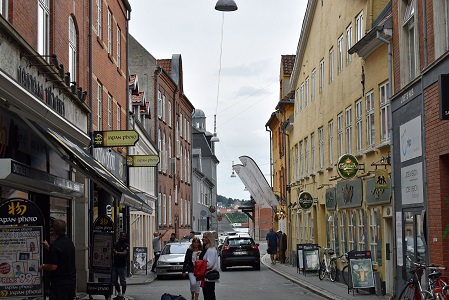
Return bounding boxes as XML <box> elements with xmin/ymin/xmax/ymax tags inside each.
<box><xmin>220</xmin><ymin>236</ymin><xmax>260</xmax><ymax>271</ymax></box>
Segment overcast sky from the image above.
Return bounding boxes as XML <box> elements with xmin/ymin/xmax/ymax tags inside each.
<box><xmin>128</xmin><ymin>0</ymin><xmax>306</xmax><ymax>200</ymax></box>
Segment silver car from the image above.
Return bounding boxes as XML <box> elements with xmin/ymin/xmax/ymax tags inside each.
<box><xmin>156</xmin><ymin>242</ymin><xmax>191</xmax><ymax>279</ymax></box>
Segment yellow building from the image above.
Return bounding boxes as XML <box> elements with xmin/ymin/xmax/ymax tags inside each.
<box><xmin>285</xmin><ymin>0</ymin><xmax>393</xmax><ymax>295</ymax></box>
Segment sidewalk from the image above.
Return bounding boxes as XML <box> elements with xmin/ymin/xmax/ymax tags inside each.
<box><xmin>261</xmin><ymin>254</ymin><xmax>393</xmax><ymax>300</ymax></box>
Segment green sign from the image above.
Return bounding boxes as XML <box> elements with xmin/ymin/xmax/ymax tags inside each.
<box><xmin>336</xmin><ymin>154</ymin><xmax>360</xmax><ymax>179</ymax></box>
<box><xmin>350</xmin><ymin>258</ymin><xmax>375</xmax><ymax>289</ymax></box>
<box><xmin>93</xmin><ymin>130</ymin><xmax>139</xmax><ymax>147</ymax></box>
<box><xmin>126</xmin><ymin>155</ymin><xmax>159</xmax><ymax>167</ymax></box>
<box><xmin>298</xmin><ymin>191</ymin><xmax>314</xmax><ymax>210</ymax></box>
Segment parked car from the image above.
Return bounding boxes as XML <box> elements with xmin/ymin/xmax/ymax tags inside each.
<box><xmin>156</xmin><ymin>242</ymin><xmax>191</xmax><ymax>279</ymax></box>
<box><xmin>220</xmin><ymin>236</ymin><xmax>260</xmax><ymax>271</ymax></box>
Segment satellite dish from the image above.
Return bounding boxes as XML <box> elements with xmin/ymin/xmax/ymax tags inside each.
<box><xmin>200</xmin><ymin>210</ymin><xmax>208</xmax><ymax>217</ymax></box>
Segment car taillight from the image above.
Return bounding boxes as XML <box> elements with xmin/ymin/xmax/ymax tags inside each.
<box><xmin>223</xmin><ymin>245</ymin><xmax>230</xmax><ymax>251</ymax></box>
<box><xmin>251</xmin><ymin>245</ymin><xmax>259</xmax><ymax>250</ymax></box>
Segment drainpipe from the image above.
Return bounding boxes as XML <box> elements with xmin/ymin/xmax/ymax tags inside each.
<box><xmin>88</xmin><ymin>0</ymin><xmax>94</xmax><ymax>283</ymax></box>
<box><xmin>265</xmin><ymin>124</ymin><xmax>275</xmax><ymax>231</ymax></box>
<box><xmin>282</xmin><ymin>124</ymin><xmax>291</xmax><ymax>265</ymax></box>
<box><xmin>377</xmin><ymin>31</ymin><xmax>396</xmax><ymax>298</ymax></box>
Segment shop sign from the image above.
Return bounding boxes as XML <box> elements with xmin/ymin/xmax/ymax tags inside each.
<box><xmin>401</xmin><ymin>162</ymin><xmax>424</xmax><ymax>205</ymax></box>
<box><xmin>93</xmin><ymin>130</ymin><xmax>139</xmax><ymax>148</ymax></box>
<box><xmin>298</xmin><ymin>191</ymin><xmax>314</xmax><ymax>210</ymax></box>
<box><xmin>93</xmin><ymin>148</ymin><xmax>127</xmax><ymax>182</ymax></box>
<box><xmin>325</xmin><ymin>188</ymin><xmax>336</xmax><ymax>211</ymax></box>
<box><xmin>133</xmin><ymin>247</ymin><xmax>148</xmax><ymax>272</ymax></box>
<box><xmin>366</xmin><ymin>177</ymin><xmax>391</xmax><ymax>206</ymax></box>
<box><xmin>126</xmin><ymin>155</ymin><xmax>159</xmax><ymax>167</ymax></box>
<box><xmin>91</xmin><ymin>216</ymin><xmax>113</xmax><ymax>274</ymax></box>
<box><xmin>336</xmin><ymin>179</ymin><xmax>362</xmax><ymax>208</ymax></box>
<box><xmin>348</xmin><ymin>251</ymin><xmax>375</xmax><ymax>289</ymax></box>
<box><xmin>399</xmin><ymin>116</ymin><xmax>422</xmax><ymax>163</ymax></box>
<box><xmin>374</xmin><ymin>169</ymin><xmax>389</xmax><ymax>189</ymax></box>
<box><xmin>336</xmin><ymin>154</ymin><xmax>360</xmax><ymax>179</ymax></box>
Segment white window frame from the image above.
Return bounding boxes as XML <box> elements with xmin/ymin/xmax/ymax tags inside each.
<box><xmin>38</xmin><ymin>0</ymin><xmax>50</xmax><ymax>56</ymax></box>
<box><xmin>311</xmin><ymin>69</ymin><xmax>316</xmax><ymax>100</ymax></box>
<box><xmin>348</xmin><ymin>210</ymin><xmax>356</xmax><ymax>251</ymax></box>
<box><xmin>356</xmin><ymin>99</ymin><xmax>363</xmax><ymax>153</ymax></box>
<box><xmin>69</xmin><ymin>16</ymin><xmax>77</xmax><ymax>81</ymax></box>
<box><xmin>329</xmin><ymin>120</ymin><xmax>334</xmax><ymax>166</ymax></box>
<box><xmin>356</xmin><ymin>11</ymin><xmax>364</xmax><ymax>42</ymax></box>
<box><xmin>319</xmin><ymin>59</ymin><xmax>325</xmax><ymax>92</ymax></box>
<box><xmin>107</xmin><ymin>94</ymin><xmax>112</xmax><ymax>130</ymax></box>
<box><xmin>295</xmin><ymin>88</ymin><xmax>300</xmax><ymax>115</ymax></box>
<box><xmin>158</xmin><ymin>193</ymin><xmax>162</xmax><ymax>225</ymax></box>
<box><xmin>369</xmin><ymin>208</ymin><xmax>378</xmax><ymax>262</ymax></box>
<box><xmin>300</xmin><ymin>141</ymin><xmax>304</xmax><ymax>178</ymax></box>
<box><xmin>96</xmin><ymin>0</ymin><xmax>102</xmax><ymax>39</ymax></box>
<box><xmin>346</xmin><ymin>24</ymin><xmax>353</xmax><ymax>64</ymax></box>
<box><xmin>338</xmin><ymin>35</ymin><xmax>344</xmax><ymax>73</ymax></box>
<box><xmin>380</xmin><ymin>81</ymin><xmax>391</xmax><ymax>143</ymax></box>
<box><xmin>157</xmin><ymin>91</ymin><xmax>162</xmax><ymax>119</ymax></box>
<box><xmin>358</xmin><ymin>209</ymin><xmax>366</xmax><ymax>250</ymax></box>
<box><xmin>329</xmin><ymin>48</ymin><xmax>334</xmax><ymax>83</ymax></box>
<box><xmin>337</xmin><ymin>113</ymin><xmax>343</xmax><ymax>157</ymax></box>
<box><xmin>319</xmin><ymin>127</ymin><xmax>324</xmax><ymax>170</ymax></box>
<box><xmin>0</xmin><ymin>0</ymin><xmax>8</xmax><ymax>19</ymax></box>
<box><xmin>107</xmin><ymin>9</ymin><xmax>112</xmax><ymax>54</ymax></box>
<box><xmin>97</xmin><ymin>83</ymin><xmax>102</xmax><ymax>130</ymax></box>
<box><xmin>117</xmin><ymin>104</ymin><xmax>121</xmax><ymax>130</ymax></box>
<box><xmin>300</xmin><ymin>83</ymin><xmax>304</xmax><ymax>111</ymax></box>
<box><xmin>311</xmin><ymin>132</ymin><xmax>316</xmax><ymax>173</ymax></box>
<box><xmin>340</xmin><ymin>211</ymin><xmax>347</xmax><ymax>255</ymax></box>
<box><xmin>345</xmin><ymin>106</ymin><xmax>352</xmax><ymax>153</ymax></box>
<box><xmin>305</xmin><ymin>137</ymin><xmax>309</xmax><ymax>175</ymax></box>
<box><xmin>305</xmin><ymin>77</ymin><xmax>310</xmax><ymax>107</ymax></box>
<box><xmin>366</xmin><ymin>91</ymin><xmax>375</xmax><ymax>148</ymax></box>
<box><xmin>162</xmin><ymin>95</ymin><xmax>166</xmax><ymax>122</ymax></box>
<box><xmin>168</xmin><ymin>101</ymin><xmax>172</xmax><ymax>127</ymax></box>
<box><xmin>116</xmin><ymin>26</ymin><xmax>121</xmax><ymax>68</ymax></box>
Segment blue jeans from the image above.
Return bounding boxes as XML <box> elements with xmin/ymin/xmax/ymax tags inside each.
<box><xmin>112</xmin><ymin>266</ymin><xmax>126</xmax><ymax>293</ymax></box>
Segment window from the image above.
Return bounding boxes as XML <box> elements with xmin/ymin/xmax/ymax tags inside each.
<box><xmin>0</xmin><ymin>0</ymin><xmax>8</xmax><ymax>18</ymax></box>
<box><xmin>176</xmin><ymin>121</ymin><xmax>180</xmax><ymax>158</ymax></box>
<box><xmin>158</xmin><ymin>129</ymin><xmax>161</xmax><ymax>172</ymax></box>
<box><xmin>305</xmin><ymin>77</ymin><xmax>309</xmax><ymax>107</ymax></box>
<box><xmin>305</xmin><ymin>137</ymin><xmax>309</xmax><ymax>175</ymax></box>
<box><xmin>358</xmin><ymin>209</ymin><xmax>367</xmax><ymax>251</ymax></box>
<box><xmin>337</xmin><ymin>113</ymin><xmax>343</xmax><ymax>157</ymax></box>
<box><xmin>300</xmin><ymin>83</ymin><xmax>304</xmax><ymax>111</ymax></box>
<box><xmin>162</xmin><ymin>132</ymin><xmax>167</xmax><ymax>173</ymax></box>
<box><xmin>348</xmin><ymin>210</ymin><xmax>356</xmax><ymax>251</ymax></box>
<box><xmin>69</xmin><ymin>16</ymin><xmax>77</xmax><ymax>81</ymax></box>
<box><xmin>369</xmin><ymin>208</ymin><xmax>379</xmax><ymax>262</ymax></box>
<box><xmin>168</xmin><ymin>101</ymin><xmax>172</xmax><ymax>127</ymax></box>
<box><xmin>345</xmin><ymin>106</ymin><xmax>352</xmax><ymax>153</ymax></box>
<box><xmin>380</xmin><ymin>81</ymin><xmax>391</xmax><ymax>143</ymax></box>
<box><xmin>158</xmin><ymin>193</ymin><xmax>161</xmax><ymax>225</ymax></box>
<box><xmin>107</xmin><ymin>9</ymin><xmax>112</xmax><ymax>54</ymax></box>
<box><xmin>300</xmin><ymin>141</ymin><xmax>304</xmax><ymax>178</ymax></box>
<box><xmin>356</xmin><ymin>11</ymin><xmax>364</xmax><ymax>42</ymax></box>
<box><xmin>294</xmin><ymin>144</ymin><xmax>299</xmax><ymax>181</ymax></box>
<box><xmin>107</xmin><ymin>94</ymin><xmax>112</xmax><ymax>130</ymax></box>
<box><xmin>329</xmin><ymin>212</ymin><xmax>338</xmax><ymax>251</ymax></box>
<box><xmin>179</xmin><ymin>114</ymin><xmax>183</xmax><ymax>138</ymax></box>
<box><xmin>366</xmin><ymin>91</ymin><xmax>375</xmax><ymax>148</ymax></box>
<box><xmin>311</xmin><ymin>69</ymin><xmax>316</xmax><ymax>100</ymax></box>
<box><xmin>96</xmin><ymin>0</ymin><xmax>102</xmax><ymax>39</ymax></box>
<box><xmin>403</xmin><ymin>0</ymin><xmax>417</xmax><ymax>80</ymax></box>
<box><xmin>319</xmin><ymin>59</ymin><xmax>325</xmax><ymax>92</ymax></box>
<box><xmin>157</xmin><ymin>91</ymin><xmax>162</xmax><ymax>119</ymax></box>
<box><xmin>162</xmin><ymin>95</ymin><xmax>166</xmax><ymax>122</ymax></box>
<box><xmin>340</xmin><ymin>211</ymin><xmax>347</xmax><ymax>255</ymax></box>
<box><xmin>38</xmin><ymin>0</ymin><xmax>50</xmax><ymax>56</ymax></box>
<box><xmin>329</xmin><ymin>48</ymin><xmax>334</xmax><ymax>83</ymax></box>
<box><xmin>97</xmin><ymin>83</ymin><xmax>102</xmax><ymax>130</ymax></box>
<box><xmin>329</xmin><ymin>120</ymin><xmax>334</xmax><ymax>166</ymax></box>
<box><xmin>116</xmin><ymin>26</ymin><xmax>121</xmax><ymax>68</ymax></box>
<box><xmin>295</xmin><ymin>88</ymin><xmax>300</xmax><ymax>115</ymax></box>
<box><xmin>346</xmin><ymin>25</ymin><xmax>353</xmax><ymax>64</ymax></box>
<box><xmin>319</xmin><ymin>127</ymin><xmax>324</xmax><ymax>170</ymax></box>
<box><xmin>338</xmin><ymin>35</ymin><xmax>344</xmax><ymax>73</ymax></box>
<box><xmin>117</xmin><ymin>104</ymin><xmax>121</xmax><ymax>130</ymax></box>
<box><xmin>311</xmin><ymin>132</ymin><xmax>315</xmax><ymax>173</ymax></box>
<box><xmin>356</xmin><ymin>99</ymin><xmax>363</xmax><ymax>153</ymax></box>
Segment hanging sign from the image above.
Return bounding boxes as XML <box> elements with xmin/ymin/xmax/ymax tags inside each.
<box><xmin>93</xmin><ymin>130</ymin><xmax>139</xmax><ymax>147</ymax></box>
<box><xmin>337</xmin><ymin>154</ymin><xmax>360</xmax><ymax>179</ymax></box>
<box><xmin>298</xmin><ymin>191</ymin><xmax>314</xmax><ymax>210</ymax></box>
<box><xmin>374</xmin><ymin>169</ymin><xmax>389</xmax><ymax>189</ymax></box>
<box><xmin>126</xmin><ymin>155</ymin><xmax>159</xmax><ymax>167</ymax></box>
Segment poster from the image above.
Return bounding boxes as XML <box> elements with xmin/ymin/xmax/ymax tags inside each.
<box><xmin>92</xmin><ymin>232</ymin><xmax>113</xmax><ymax>273</ymax></box>
<box><xmin>304</xmin><ymin>249</ymin><xmax>320</xmax><ymax>271</ymax></box>
<box><xmin>0</xmin><ymin>226</ymin><xmax>43</xmax><ymax>298</ymax></box>
<box><xmin>350</xmin><ymin>258</ymin><xmax>375</xmax><ymax>289</ymax></box>
<box><xmin>133</xmin><ymin>247</ymin><xmax>147</xmax><ymax>271</ymax></box>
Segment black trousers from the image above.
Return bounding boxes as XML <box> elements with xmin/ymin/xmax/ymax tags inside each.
<box><xmin>202</xmin><ymin>281</ymin><xmax>216</xmax><ymax>300</ymax></box>
<box><xmin>151</xmin><ymin>252</ymin><xmax>160</xmax><ymax>271</ymax></box>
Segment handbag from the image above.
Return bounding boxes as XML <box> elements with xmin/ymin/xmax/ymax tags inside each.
<box><xmin>194</xmin><ymin>260</ymin><xmax>207</xmax><ymax>279</ymax></box>
<box><xmin>205</xmin><ymin>269</ymin><xmax>220</xmax><ymax>280</ymax></box>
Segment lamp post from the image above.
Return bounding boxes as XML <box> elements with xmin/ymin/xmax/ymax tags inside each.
<box><xmin>215</xmin><ymin>0</ymin><xmax>238</xmax><ymax>11</ymax></box>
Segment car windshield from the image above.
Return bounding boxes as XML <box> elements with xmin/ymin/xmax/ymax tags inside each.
<box><xmin>162</xmin><ymin>244</ymin><xmax>189</xmax><ymax>255</ymax></box>
<box><xmin>228</xmin><ymin>238</ymin><xmax>253</xmax><ymax>246</ymax></box>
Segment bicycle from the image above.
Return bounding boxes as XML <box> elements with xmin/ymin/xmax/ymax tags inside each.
<box><xmin>398</xmin><ymin>255</ymin><xmax>449</xmax><ymax>300</ymax></box>
<box><xmin>318</xmin><ymin>246</ymin><xmax>337</xmax><ymax>282</ymax></box>
<box><xmin>337</xmin><ymin>252</ymin><xmax>350</xmax><ymax>286</ymax></box>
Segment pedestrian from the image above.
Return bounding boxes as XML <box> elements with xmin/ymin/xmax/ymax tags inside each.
<box><xmin>182</xmin><ymin>237</ymin><xmax>203</xmax><ymax>300</ymax></box>
<box><xmin>200</xmin><ymin>231</ymin><xmax>219</xmax><ymax>300</ymax></box>
<box><xmin>38</xmin><ymin>219</ymin><xmax>76</xmax><ymax>300</ymax></box>
<box><xmin>151</xmin><ymin>230</ymin><xmax>167</xmax><ymax>273</ymax></box>
<box><xmin>112</xmin><ymin>232</ymin><xmax>129</xmax><ymax>300</ymax></box>
<box><xmin>168</xmin><ymin>232</ymin><xmax>179</xmax><ymax>243</ymax></box>
<box><xmin>266</xmin><ymin>228</ymin><xmax>279</xmax><ymax>265</ymax></box>
<box><xmin>189</xmin><ymin>231</ymin><xmax>196</xmax><ymax>242</ymax></box>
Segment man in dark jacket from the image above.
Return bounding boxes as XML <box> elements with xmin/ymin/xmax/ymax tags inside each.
<box><xmin>112</xmin><ymin>232</ymin><xmax>129</xmax><ymax>300</ymax></box>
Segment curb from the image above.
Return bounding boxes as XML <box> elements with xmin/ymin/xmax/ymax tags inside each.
<box><xmin>261</xmin><ymin>254</ymin><xmax>348</xmax><ymax>300</ymax></box>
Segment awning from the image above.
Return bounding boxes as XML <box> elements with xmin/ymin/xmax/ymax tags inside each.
<box><xmin>24</xmin><ymin>120</ymin><xmax>153</xmax><ymax>214</ymax></box>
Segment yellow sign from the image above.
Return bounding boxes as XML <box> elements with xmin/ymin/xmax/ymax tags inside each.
<box><xmin>126</xmin><ymin>155</ymin><xmax>160</xmax><ymax>167</ymax></box>
<box><xmin>93</xmin><ymin>130</ymin><xmax>139</xmax><ymax>147</ymax></box>
<box><xmin>375</xmin><ymin>169</ymin><xmax>389</xmax><ymax>189</ymax></box>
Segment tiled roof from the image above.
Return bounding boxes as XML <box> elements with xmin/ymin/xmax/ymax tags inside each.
<box><xmin>157</xmin><ymin>59</ymin><xmax>172</xmax><ymax>74</ymax></box>
<box><xmin>281</xmin><ymin>55</ymin><xmax>296</xmax><ymax>76</ymax></box>
<box><xmin>129</xmin><ymin>74</ymin><xmax>136</xmax><ymax>87</ymax></box>
<box><xmin>132</xmin><ymin>91</ymin><xmax>144</xmax><ymax>105</ymax></box>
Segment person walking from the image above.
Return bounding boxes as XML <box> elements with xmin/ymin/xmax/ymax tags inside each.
<box><xmin>39</xmin><ymin>219</ymin><xmax>76</xmax><ymax>300</ymax></box>
<box><xmin>151</xmin><ymin>230</ymin><xmax>167</xmax><ymax>273</ymax></box>
<box><xmin>200</xmin><ymin>231</ymin><xmax>219</xmax><ymax>300</ymax></box>
<box><xmin>266</xmin><ymin>228</ymin><xmax>279</xmax><ymax>265</ymax></box>
<box><xmin>182</xmin><ymin>237</ymin><xmax>203</xmax><ymax>300</ymax></box>
<box><xmin>168</xmin><ymin>232</ymin><xmax>179</xmax><ymax>243</ymax></box>
<box><xmin>112</xmin><ymin>232</ymin><xmax>129</xmax><ymax>300</ymax></box>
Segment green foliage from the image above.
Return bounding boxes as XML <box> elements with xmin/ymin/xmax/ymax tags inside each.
<box><xmin>217</xmin><ymin>195</ymin><xmax>235</xmax><ymax>208</ymax></box>
<box><xmin>227</xmin><ymin>212</ymin><xmax>249</xmax><ymax>223</ymax></box>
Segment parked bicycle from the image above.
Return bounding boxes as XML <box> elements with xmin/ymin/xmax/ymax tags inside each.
<box><xmin>318</xmin><ymin>246</ymin><xmax>337</xmax><ymax>282</ymax></box>
<box><xmin>398</xmin><ymin>255</ymin><xmax>449</xmax><ymax>300</ymax></box>
<box><xmin>337</xmin><ymin>252</ymin><xmax>350</xmax><ymax>286</ymax></box>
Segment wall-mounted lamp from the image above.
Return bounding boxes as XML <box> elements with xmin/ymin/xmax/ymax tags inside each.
<box><xmin>317</xmin><ymin>184</ymin><xmax>333</xmax><ymax>190</ymax></box>
<box><xmin>210</xmin><ymin>115</ymin><xmax>220</xmax><ymax>142</ymax></box>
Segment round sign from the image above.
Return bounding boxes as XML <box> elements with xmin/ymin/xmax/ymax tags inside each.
<box><xmin>336</xmin><ymin>154</ymin><xmax>360</xmax><ymax>179</ymax></box>
<box><xmin>298</xmin><ymin>191</ymin><xmax>314</xmax><ymax>210</ymax></box>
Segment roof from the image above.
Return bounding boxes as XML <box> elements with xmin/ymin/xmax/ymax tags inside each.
<box><xmin>157</xmin><ymin>59</ymin><xmax>172</xmax><ymax>74</ymax></box>
<box><xmin>281</xmin><ymin>55</ymin><xmax>296</xmax><ymax>76</ymax></box>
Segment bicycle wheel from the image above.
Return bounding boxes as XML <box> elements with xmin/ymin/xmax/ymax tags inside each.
<box><xmin>330</xmin><ymin>259</ymin><xmax>337</xmax><ymax>282</ymax></box>
<box><xmin>342</xmin><ymin>265</ymin><xmax>350</xmax><ymax>286</ymax></box>
<box><xmin>398</xmin><ymin>282</ymin><xmax>416</xmax><ymax>300</ymax></box>
<box><xmin>318</xmin><ymin>261</ymin><xmax>326</xmax><ymax>280</ymax></box>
